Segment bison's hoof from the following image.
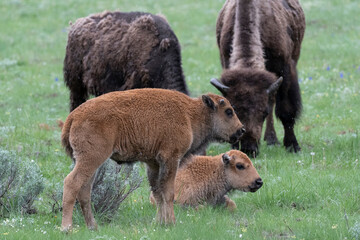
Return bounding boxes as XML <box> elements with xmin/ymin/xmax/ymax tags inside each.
<box><xmin>88</xmin><ymin>224</ymin><xmax>98</xmax><ymax>231</ymax></box>
<box><xmin>286</xmin><ymin>144</ymin><xmax>301</xmax><ymax>153</ymax></box>
<box><xmin>264</xmin><ymin>135</ymin><xmax>280</xmax><ymax>146</ymax></box>
<box><xmin>60</xmin><ymin>224</ymin><xmax>73</xmax><ymax>233</ymax></box>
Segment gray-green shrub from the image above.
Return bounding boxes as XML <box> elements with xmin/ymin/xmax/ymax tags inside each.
<box><xmin>0</xmin><ymin>149</ymin><xmax>44</xmax><ymax>216</ymax></box>
<box><xmin>48</xmin><ymin>159</ymin><xmax>143</xmax><ymax>222</ymax></box>
<box><xmin>91</xmin><ymin>159</ymin><xmax>143</xmax><ymax>221</ymax></box>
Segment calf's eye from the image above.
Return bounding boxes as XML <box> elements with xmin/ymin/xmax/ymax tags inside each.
<box><xmin>225</xmin><ymin>108</ymin><xmax>233</xmax><ymax>117</ymax></box>
<box><xmin>236</xmin><ymin>163</ymin><xmax>245</xmax><ymax>170</ymax></box>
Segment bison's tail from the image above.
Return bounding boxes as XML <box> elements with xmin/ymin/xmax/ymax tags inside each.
<box><xmin>61</xmin><ymin>117</ymin><xmax>74</xmax><ymax>160</ymax></box>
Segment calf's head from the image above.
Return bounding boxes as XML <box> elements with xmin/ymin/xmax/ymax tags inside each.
<box><xmin>202</xmin><ymin>93</ymin><xmax>245</xmax><ymax>145</ymax></box>
<box><xmin>211</xmin><ymin>69</ymin><xmax>282</xmax><ymax>157</ymax></box>
<box><xmin>222</xmin><ymin>150</ymin><xmax>262</xmax><ymax>192</ymax></box>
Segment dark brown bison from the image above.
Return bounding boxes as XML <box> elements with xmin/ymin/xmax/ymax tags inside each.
<box><xmin>64</xmin><ymin>11</ymin><xmax>188</xmax><ymax>112</ymax></box>
<box><xmin>212</xmin><ymin>0</ymin><xmax>305</xmax><ymax>157</ymax></box>
<box><xmin>60</xmin><ymin>88</ymin><xmax>244</xmax><ymax>231</ymax></box>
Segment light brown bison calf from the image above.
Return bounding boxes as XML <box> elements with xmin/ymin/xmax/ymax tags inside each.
<box><xmin>61</xmin><ymin>88</ymin><xmax>244</xmax><ymax>231</ymax></box>
<box><xmin>150</xmin><ymin>150</ymin><xmax>262</xmax><ymax>210</ymax></box>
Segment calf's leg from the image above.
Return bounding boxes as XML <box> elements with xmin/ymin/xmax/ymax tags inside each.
<box><xmin>224</xmin><ymin>195</ymin><xmax>237</xmax><ymax>212</ymax></box>
<box><xmin>77</xmin><ymin>173</ymin><xmax>97</xmax><ymax>230</ymax></box>
<box><xmin>149</xmin><ymin>158</ymin><xmax>178</xmax><ymax>225</ymax></box>
<box><xmin>61</xmin><ymin>156</ymin><xmax>108</xmax><ymax>231</ymax></box>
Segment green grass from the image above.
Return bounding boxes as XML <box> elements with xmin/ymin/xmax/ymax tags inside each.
<box><xmin>1</xmin><ymin>0</ymin><xmax>360</xmax><ymax>239</ymax></box>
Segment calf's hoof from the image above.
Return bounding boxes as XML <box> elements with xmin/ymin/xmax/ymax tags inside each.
<box><xmin>156</xmin><ymin>210</ymin><xmax>176</xmax><ymax>225</ymax></box>
<box><xmin>61</xmin><ymin>224</ymin><xmax>72</xmax><ymax>233</ymax></box>
<box><xmin>224</xmin><ymin>196</ymin><xmax>237</xmax><ymax>212</ymax></box>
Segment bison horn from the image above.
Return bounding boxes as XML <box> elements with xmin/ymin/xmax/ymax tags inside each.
<box><xmin>210</xmin><ymin>78</ymin><xmax>229</xmax><ymax>95</ymax></box>
<box><xmin>266</xmin><ymin>77</ymin><xmax>283</xmax><ymax>95</ymax></box>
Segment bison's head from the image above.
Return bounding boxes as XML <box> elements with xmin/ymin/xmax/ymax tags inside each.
<box><xmin>222</xmin><ymin>150</ymin><xmax>262</xmax><ymax>192</ymax></box>
<box><xmin>202</xmin><ymin>93</ymin><xmax>245</xmax><ymax>145</ymax></box>
<box><xmin>211</xmin><ymin>68</ymin><xmax>282</xmax><ymax>157</ymax></box>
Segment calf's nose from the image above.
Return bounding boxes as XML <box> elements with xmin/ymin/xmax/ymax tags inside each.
<box><xmin>255</xmin><ymin>178</ymin><xmax>263</xmax><ymax>188</ymax></box>
<box><xmin>237</xmin><ymin>128</ymin><xmax>246</xmax><ymax>137</ymax></box>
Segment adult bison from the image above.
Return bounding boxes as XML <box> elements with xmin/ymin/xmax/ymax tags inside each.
<box><xmin>60</xmin><ymin>89</ymin><xmax>245</xmax><ymax>231</ymax></box>
<box><xmin>64</xmin><ymin>11</ymin><xmax>188</xmax><ymax>111</ymax></box>
<box><xmin>212</xmin><ymin>0</ymin><xmax>305</xmax><ymax>157</ymax></box>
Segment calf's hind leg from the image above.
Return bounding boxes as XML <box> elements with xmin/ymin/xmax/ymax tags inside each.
<box><xmin>61</xmin><ymin>157</ymin><xmax>107</xmax><ymax>231</ymax></box>
<box><xmin>148</xmin><ymin>157</ymin><xmax>178</xmax><ymax>225</ymax></box>
<box><xmin>77</xmin><ymin>173</ymin><xmax>97</xmax><ymax>230</ymax></box>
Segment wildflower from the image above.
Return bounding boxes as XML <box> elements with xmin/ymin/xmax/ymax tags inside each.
<box><xmin>316</xmin><ymin>114</ymin><xmax>320</xmax><ymax>118</ymax></box>
<box><xmin>241</xmin><ymin>227</ymin><xmax>247</xmax><ymax>233</ymax></box>
<box><xmin>55</xmin><ymin>77</ymin><xmax>59</xmax><ymax>82</ymax></box>
<box><xmin>340</xmin><ymin>72</ymin><xmax>344</xmax><ymax>78</ymax></box>
<box><xmin>310</xmin><ymin>152</ymin><xmax>315</xmax><ymax>156</ymax></box>
<box><xmin>308</xmin><ymin>76</ymin><xmax>312</xmax><ymax>80</ymax></box>
<box><xmin>332</xmin><ymin>224</ymin><xmax>338</xmax><ymax>229</ymax></box>
<box><xmin>326</xmin><ymin>66</ymin><xmax>330</xmax><ymax>71</ymax></box>
<box><xmin>134</xmin><ymin>199</ymin><xmax>137</xmax><ymax>202</ymax></box>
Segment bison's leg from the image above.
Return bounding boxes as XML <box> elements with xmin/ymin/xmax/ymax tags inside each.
<box><xmin>62</xmin><ymin>162</ymin><xmax>97</xmax><ymax>232</ymax></box>
<box><xmin>62</xmin><ymin>145</ymin><xmax>111</xmax><ymax>231</ymax></box>
<box><xmin>146</xmin><ymin>162</ymin><xmax>160</xmax><ymax>205</ymax></box>
<box><xmin>148</xmin><ymin>157</ymin><xmax>178</xmax><ymax>225</ymax></box>
<box><xmin>69</xmin><ymin>86</ymin><xmax>88</xmax><ymax>112</ymax></box>
<box><xmin>275</xmin><ymin>61</ymin><xmax>301</xmax><ymax>152</ymax></box>
<box><xmin>224</xmin><ymin>195</ymin><xmax>237</xmax><ymax>212</ymax></box>
<box><xmin>264</xmin><ymin>101</ymin><xmax>279</xmax><ymax>145</ymax></box>
<box><xmin>77</xmin><ymin>173</ymin><xmax>97</xmax><ymax>230</ymax></box>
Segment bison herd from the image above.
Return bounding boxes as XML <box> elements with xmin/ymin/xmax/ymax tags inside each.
<box><xmin>60</xmin><ymin>0</ymin><xmax>305</xmax><ymax>231</ymax></box>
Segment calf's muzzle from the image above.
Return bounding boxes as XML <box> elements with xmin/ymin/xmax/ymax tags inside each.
<box><xmin>249</xmin><ymin>178</ymin><xmax>263</xmax><ymax>192</ymax></box>
<box><xmin>229</xmin><ymin>127</ymin><xmax>246</xmax><ymax>144</ymax></box>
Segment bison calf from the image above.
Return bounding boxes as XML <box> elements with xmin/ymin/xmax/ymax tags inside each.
<box><xmin>60</xmin><ymin>88</ymin><xmax>244</xmax><ymax>231</ymax></box>
<box><xmin>150</xmin><ymin>150</ymin><xmax>262</xmax><ymax>211</ymax></box>
<box><xmin>64</xmin><ymin>11</ymin><xmax>188</xmax><ymax>112</ymax></box>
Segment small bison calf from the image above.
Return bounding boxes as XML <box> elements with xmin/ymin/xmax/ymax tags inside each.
<box><xmin>150</xmin><ymin>150</ymin><xmax>262</xmax><ymax>211</ymax></box>
<box><xmin>61</xmin><ymin>88</ymin><xmax>244</xmax><ymax>231</ymax></box>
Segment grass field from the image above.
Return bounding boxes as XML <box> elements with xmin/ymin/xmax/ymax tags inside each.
<box><xmin>1</xmin><ymin>0</ymin><xmax>360</xmax><ymax>239</ymax></box>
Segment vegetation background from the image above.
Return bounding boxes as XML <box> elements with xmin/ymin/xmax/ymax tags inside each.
<box><xmin>0</xmin><ymin>0</ymin><xmax>359</xmax><ymax>239</ymax></box>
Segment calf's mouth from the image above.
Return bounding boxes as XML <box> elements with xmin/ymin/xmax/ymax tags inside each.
<box><xmin>229</xmin><ymin>127</ymin><xmax>246</xmax><ymax>144</ymax></box>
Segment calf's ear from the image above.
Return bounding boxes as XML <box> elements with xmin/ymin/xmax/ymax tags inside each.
<box><xmin>222</xmin><ymin>154</ymin><xmax>231</xmax><ymax>165</ymax></box>
<box><xmin>202</xmin><ymin>95</ymin><xmax>215</xmax><ymax>110</ymax></box>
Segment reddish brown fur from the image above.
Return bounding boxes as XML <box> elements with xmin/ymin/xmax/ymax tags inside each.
<box><xmin>64</xmin><ymin>11</ymin><xmax>188</xmax><ymax>112</ymax></box>
<box><xmin>150</xmin><ymin>150</ymin><xmax>262</xmax><ymax>211</ymax></box>
<box><xmin>213</xmin><ymin>0</ymin><xmax>305</xmax><ymax>156</ymax></box>
<box><xmin>60</xmin><ymin>88</ymin><xmax>244</xmax><ymax>231</ymax></box>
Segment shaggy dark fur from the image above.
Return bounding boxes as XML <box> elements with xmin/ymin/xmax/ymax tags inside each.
<box><xmin>64</xmin><ymin>11</ymin><xmax>188</xmax><ymax>111</ymax></box>
<box><xmin>212</xmin><ymin>0</ymin><xmax>305</xmax><ymax>156</ymax></box>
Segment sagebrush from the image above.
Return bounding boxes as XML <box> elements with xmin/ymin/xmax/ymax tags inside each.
<box><xmin>0</xmin><ymin>149</ymin><xmax>44</xmax><ymax>216</ymax></box>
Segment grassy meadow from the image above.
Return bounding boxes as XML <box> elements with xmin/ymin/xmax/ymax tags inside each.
<box><xmin>0</xmin><ymin>0</ymin><xmax>360</xmax><ymax>239</ymax></box>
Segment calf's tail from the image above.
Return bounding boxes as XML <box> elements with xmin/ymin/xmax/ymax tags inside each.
<box><xmin>61</xmin><ymin>117</ymin><xmax>74</xmax><ymax>160</ymax></box>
